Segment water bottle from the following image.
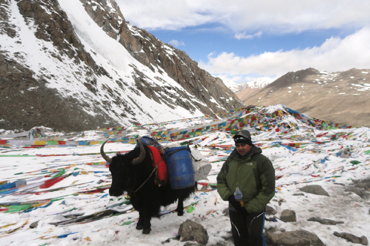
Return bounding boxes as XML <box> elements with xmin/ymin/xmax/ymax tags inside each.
<box><xmin>234</xmin><ymin>187</ymin><xmax>244</xmax><ymax>207</ymax></box>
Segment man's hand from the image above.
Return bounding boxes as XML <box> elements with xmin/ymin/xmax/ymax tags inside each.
<box><xmin>228</xmin><ymin>196</ymin><xmax>247</xmax><ymax>216</ymax></box>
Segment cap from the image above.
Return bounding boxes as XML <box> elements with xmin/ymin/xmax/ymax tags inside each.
<box><xmin>233</xmin><ymin>130</ymin><xmax>252</xmax><ymax>145</ymax></box>
<box><xmin>233</xmin><ymin>130</ymin><xmax>251</xmax><ymax>140</ymax></box>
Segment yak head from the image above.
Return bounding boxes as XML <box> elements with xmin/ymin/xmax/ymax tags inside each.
<box><xmin>101</xmin><ymin>138</ymin><xmax>153</xmax><ymax>196</ymax></box>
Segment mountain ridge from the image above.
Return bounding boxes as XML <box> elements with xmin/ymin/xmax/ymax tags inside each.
<box><xmin>237</xmin><ymin>67</ymin><xmax>370</xmax><ymax>127</ymax></box>
<box><xmin>0</xmin><ymin>0</ymin><xmax>243</xmax><ymax>132</ymax></box>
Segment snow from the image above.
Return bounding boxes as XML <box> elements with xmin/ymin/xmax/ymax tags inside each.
<box><xmin>1</xmin><ymin>0</ymin><xmax>206</xmax><ymax>127</ymax></box>
<box><xmin>221</xmin><ymin>79</ymin><xmax>240</xmax><ymax>93</ymax></box>
<box><xmin>247</xmin><ymin>77</ymin><xmax>275</xmax><ymax>89</ymax></box>
<box><xmin>1</xmin><ymin>105</ymin><xmax>370</xmax><ymax>245</ymax></box>
<box><xmin>1</xmin><ymin>1</ymin><xmax>370</xmax><ymax>245</ymax></box>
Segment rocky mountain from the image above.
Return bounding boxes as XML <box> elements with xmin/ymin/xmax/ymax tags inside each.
<box><xmin>0</xmin><ymin>0</ymin><xmax>243</xmax><ymax>132</ymax></box>
<box><xmin>238</xmin><ymin>68</ymin><xmax>370</xmax><ymax>127</ymax></box>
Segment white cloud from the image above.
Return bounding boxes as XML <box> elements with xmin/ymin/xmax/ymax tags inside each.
<box><xmin>116</xmin><ymin>0</ymin><xmax>212</xmax><ymax>30</ymax></box>
<box><xmin>169</xmin><ymin>39</ymin><xmax>185</xmax><ymax>47</ymax></box>
<box><xmin>235</xmin><ymin>31</ymin><xmax>262</xmax><ymax>40</ymax></box>
<box><xmin>116</xmin><ymin>0</ymin><xmax>370</xmax><ymax>33</ymax></box>
<box><xmin>115</xmin><ymin>1</ymin><xmax>370</xmax><ymax>81</ymax></box>
<box><xmin>199</xmin><ymin>27</ymin><xmax>370</xmax><ymax>79</ymax></box>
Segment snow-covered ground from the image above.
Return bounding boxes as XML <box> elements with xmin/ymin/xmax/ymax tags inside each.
<box><xmin>1</xmin><ymin>105</ymin><xmax>369</xmax><ymax>245</ymax></box>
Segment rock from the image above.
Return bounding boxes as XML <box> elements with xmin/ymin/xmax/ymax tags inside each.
<box><xmin>222</xmin><ymin>208</ymin><xmax>229</xmax><ymax>216</ymax></box>
<box><xmin>333</xmin><ymin>232</ymin><xmax>368</xmax><ymax>245</ymax></box>
<box><xmin>161</xmin><ymin>238</ymin><xmax>171</xmax><ymax>244</ymax></box>
<box><xmin>299</xmin><ymin>185</ymin><xmax>330</xmax><ymax>196</ymax></box>
<box><xmin>280</xmin><ymin>209</ymin><xmax>296</xmax><ymax>222</ymax></box>
<box><xmin>265</xmin><ymin>205</ymin><xmax>277</xmax><ymax>215</ymax></box>
<box><xmin>29</xmin><ymin>221</ymin><xmax>39</xmax><ymax>228</ymax></box>
<box><xmin>345</xmin><ymin>186</ymin><xmax>365</xmax><ymax>198</ymax></box>
<box><xmin>340</xmin><ymin>148</ymin><xmax>351</xmax><ymax>158</ymax></box>
<box><xmin>352</xmin><ymin>178</ymin><xmax>370</xmax><ymax>190</ymax></box>
<box><xmin>307</xmin><ymin>217</ymin><xmax>344</xmax><ymax>225</ymax></box>
<box><xmin>266</xmin><ymin>229</ymin><xmax>325</xmax><ymax>246</ymax></box>
<box><xmin>278</xmin><ymin>198</ymin><xmax>285</xmax><ymax>206</ymax></box>
<box><xmin>345</xmin><ymin>178</ymin><xmax>370</xmax><ymax>199</ymax></box>
<box><xmin>178</xmin><ymin>219</ymin><xmax>208</xmax><ymax>245</ymax></box>
<box><xmin>362</xmin><ymin>236</ymin><xmax>369</xmax><ymax>245</ymax></box>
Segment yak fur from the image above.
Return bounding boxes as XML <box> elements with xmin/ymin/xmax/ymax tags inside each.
<box><xmin>104</xmin><ymin>141</ymin><xmax>195</xmax><ymax>234</ymax></box>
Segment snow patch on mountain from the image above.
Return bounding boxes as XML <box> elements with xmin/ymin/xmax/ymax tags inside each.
<box><xmin>222</xmin><ymin>76</ymin><xmax>275</xmax><ymax>93</ymax></box>
<box><xmin>246</xmin><ymin>77</ymin><xmax>275</xmax><ymax>89</ymax></box>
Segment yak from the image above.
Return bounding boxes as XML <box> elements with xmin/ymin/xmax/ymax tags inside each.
<box><xmin>100</xmin><ymin>138</ymin><xmax>195</xmax><ymax>234</ymax></box>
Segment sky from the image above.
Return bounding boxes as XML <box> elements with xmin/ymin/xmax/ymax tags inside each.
<box><xmin>1</xmin><ymin>104</ymin><xmax>370</xmax><ymax>245</ymax></box>
<box><xmin>116</xmin><ymin>0</ymin><xmax>370</xmax><ymax>84</ymax></box>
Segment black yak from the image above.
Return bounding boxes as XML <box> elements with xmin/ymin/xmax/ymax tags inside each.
<box><xmin>100</xmin><ymin>138</ymin><xmax>195</xmax><ymax>234</ymax></box>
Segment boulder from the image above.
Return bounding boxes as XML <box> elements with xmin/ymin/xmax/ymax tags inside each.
<box><xmin>266</xmin><ymin>205</ymin><xmax>277</xmax><ymax>215</ymax></box>
<box><xmin>334</xmin><ymin>231</ymin><xmax>368</xmax><ymax>245</ymax></box>
<box><xmin>308</xmin><ymin>217</ymin><xmax>344</xmax><ymax>225</ymax></box>
<box><xmin>280</xmin><ymin>209</ymin><xmax>296</xmax><ymax>222</ymax></box>
<box><xmin>299</xmin><ymin>185</ymin><xmax>330</xmax><ymax>196</ymax></box>
<box><xmin>266</xmin><ymin>229</ymin><xmax>325</xmax><ymax>246</ymax></box>
<box><xmin>178</xmin><ymin>219</ymin><xmax>208</xmax><ymax>245</ymax></box>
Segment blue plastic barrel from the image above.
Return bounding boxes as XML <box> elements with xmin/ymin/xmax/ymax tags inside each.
<box><xmin>137</xmin><ymin>136</ymin><xmax>161</xmax><ymax>148</ymax></box>
<box><xmin>164</xmin><ymin>147</ymin><xmax>195</xmax><ymax>189</ymax></box>
<box><xmin>140</xmin><ymin>136</ymin><xmax>155</xmax><ymax>146</ymax></box>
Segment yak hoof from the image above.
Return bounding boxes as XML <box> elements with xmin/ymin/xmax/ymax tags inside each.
<box><xmin>142</xmin><ymin>228</ymin><xmax>151</xmax><ymax>234</ymax></box>
<box><xmin>136</xmin><ymin>224</ymin><xmax>143</xmax><ymax>230</ymax></box>
<box><xmin>177</xmin><ymin>210</ymin><xmax>184</xmax><ymax>216</ymax></box>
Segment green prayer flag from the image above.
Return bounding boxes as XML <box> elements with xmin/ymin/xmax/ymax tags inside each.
<box><xmin>350</xmin><ymin>160</ymin><xmax>361</xmax><ymax>165</ymax></box>
<box><xmin>5</xmin><ymin>204</ymin><xmax>32</xmax><ymax>213</ymax></box>
<box><xmin>53</xmin><ymin>169</ymin><xmax>65</xmax><ymax>178</ymax></box>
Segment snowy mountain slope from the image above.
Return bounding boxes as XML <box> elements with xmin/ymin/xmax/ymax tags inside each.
<box><xmin>0</xmin><ymin>0</ymin><xmax>243</xmax><ymax>132</ymax></box>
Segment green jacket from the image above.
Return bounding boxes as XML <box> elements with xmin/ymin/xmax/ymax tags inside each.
<box><xmin>217</xmin><ymin>146</ymin><xmax>275</xmax><ymax>214</ymax></box>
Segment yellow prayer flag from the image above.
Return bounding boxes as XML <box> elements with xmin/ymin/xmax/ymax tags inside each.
<box><xmin>34</xmin><ymin>140</ymin><xmax>47</xmax><ymax>145</ymax></box>
<box><xmin>128</xmin><ymin>139</ymin><xmax>136</xmax><ymax>144</ymax></box>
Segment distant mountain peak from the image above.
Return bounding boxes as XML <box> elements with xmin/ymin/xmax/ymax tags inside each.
<box><xmin>222</xmin><ymin>76</ymin><xmax>274</xmax><ymax>94</ymax></box>
<box><xmin>247</xmin><ymin>77</ymin><xmax>275</xmax><ymax>89</ymax></box>
<box><xmin>238</xmin><ymin>67</ymin><xmax>370</xmax><ymax>127</ymax></box>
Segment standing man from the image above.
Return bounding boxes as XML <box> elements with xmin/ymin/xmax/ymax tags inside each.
<box><xmin>217</xmin><ymin>130</ymin><xmax>275</xmax><ymax>246</ymax></box>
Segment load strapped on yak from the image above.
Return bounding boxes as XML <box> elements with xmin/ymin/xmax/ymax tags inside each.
<box><xmin>138</xmin><ymin>136</ymin><xmax>212</xmax><ymax>190</ymax></box>
<box><xmin>139</xmin><ymin>136</ymin><xmax>168</xmax><ymax>186</ymax></box>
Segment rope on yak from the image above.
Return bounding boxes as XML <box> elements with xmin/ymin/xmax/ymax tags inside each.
<box><xmin>133</xmin><ymin>165</ymin><xmax>158</xmax><ymax>193</ymax></box>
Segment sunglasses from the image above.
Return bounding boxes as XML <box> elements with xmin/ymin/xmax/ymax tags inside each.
<box><xmin>234</xmin><ymin>136</ymin><xmax>250</xmax><ymax>141</ymax></box>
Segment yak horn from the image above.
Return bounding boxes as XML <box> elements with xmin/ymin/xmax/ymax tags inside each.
<box><xmin>132</xmin><ymin>138</ymin><xmax>146</xmax><ymax>165</ymax></box>
<box><xmin>100</xmin><ymin>140</ymin><xmax>112</xmax><ymax>164</ymax></box>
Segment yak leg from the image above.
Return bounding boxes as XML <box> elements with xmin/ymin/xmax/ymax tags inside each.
<box><xmin>175</xmin><ymin>184</ymin><xmax>196</xmax><ymax>216</ymax></box>
<box><xmin>136</xmin><ymin>213</ymin><xmax>144</xmax><ymax>230</ymax></box>
<box><xmin>175</xmin><ymin>196</ymin><xmax>185</xmax><ymax>216</ymax></box>
<box><xmin>142</xmin><ymin>214</ymin><xmax>151</xmax><ymax>234</ymax></box>
<box><xmin>136</xmin><ymin>210</ymin><xmax>152</xmax><ymax>234</ymax></box>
